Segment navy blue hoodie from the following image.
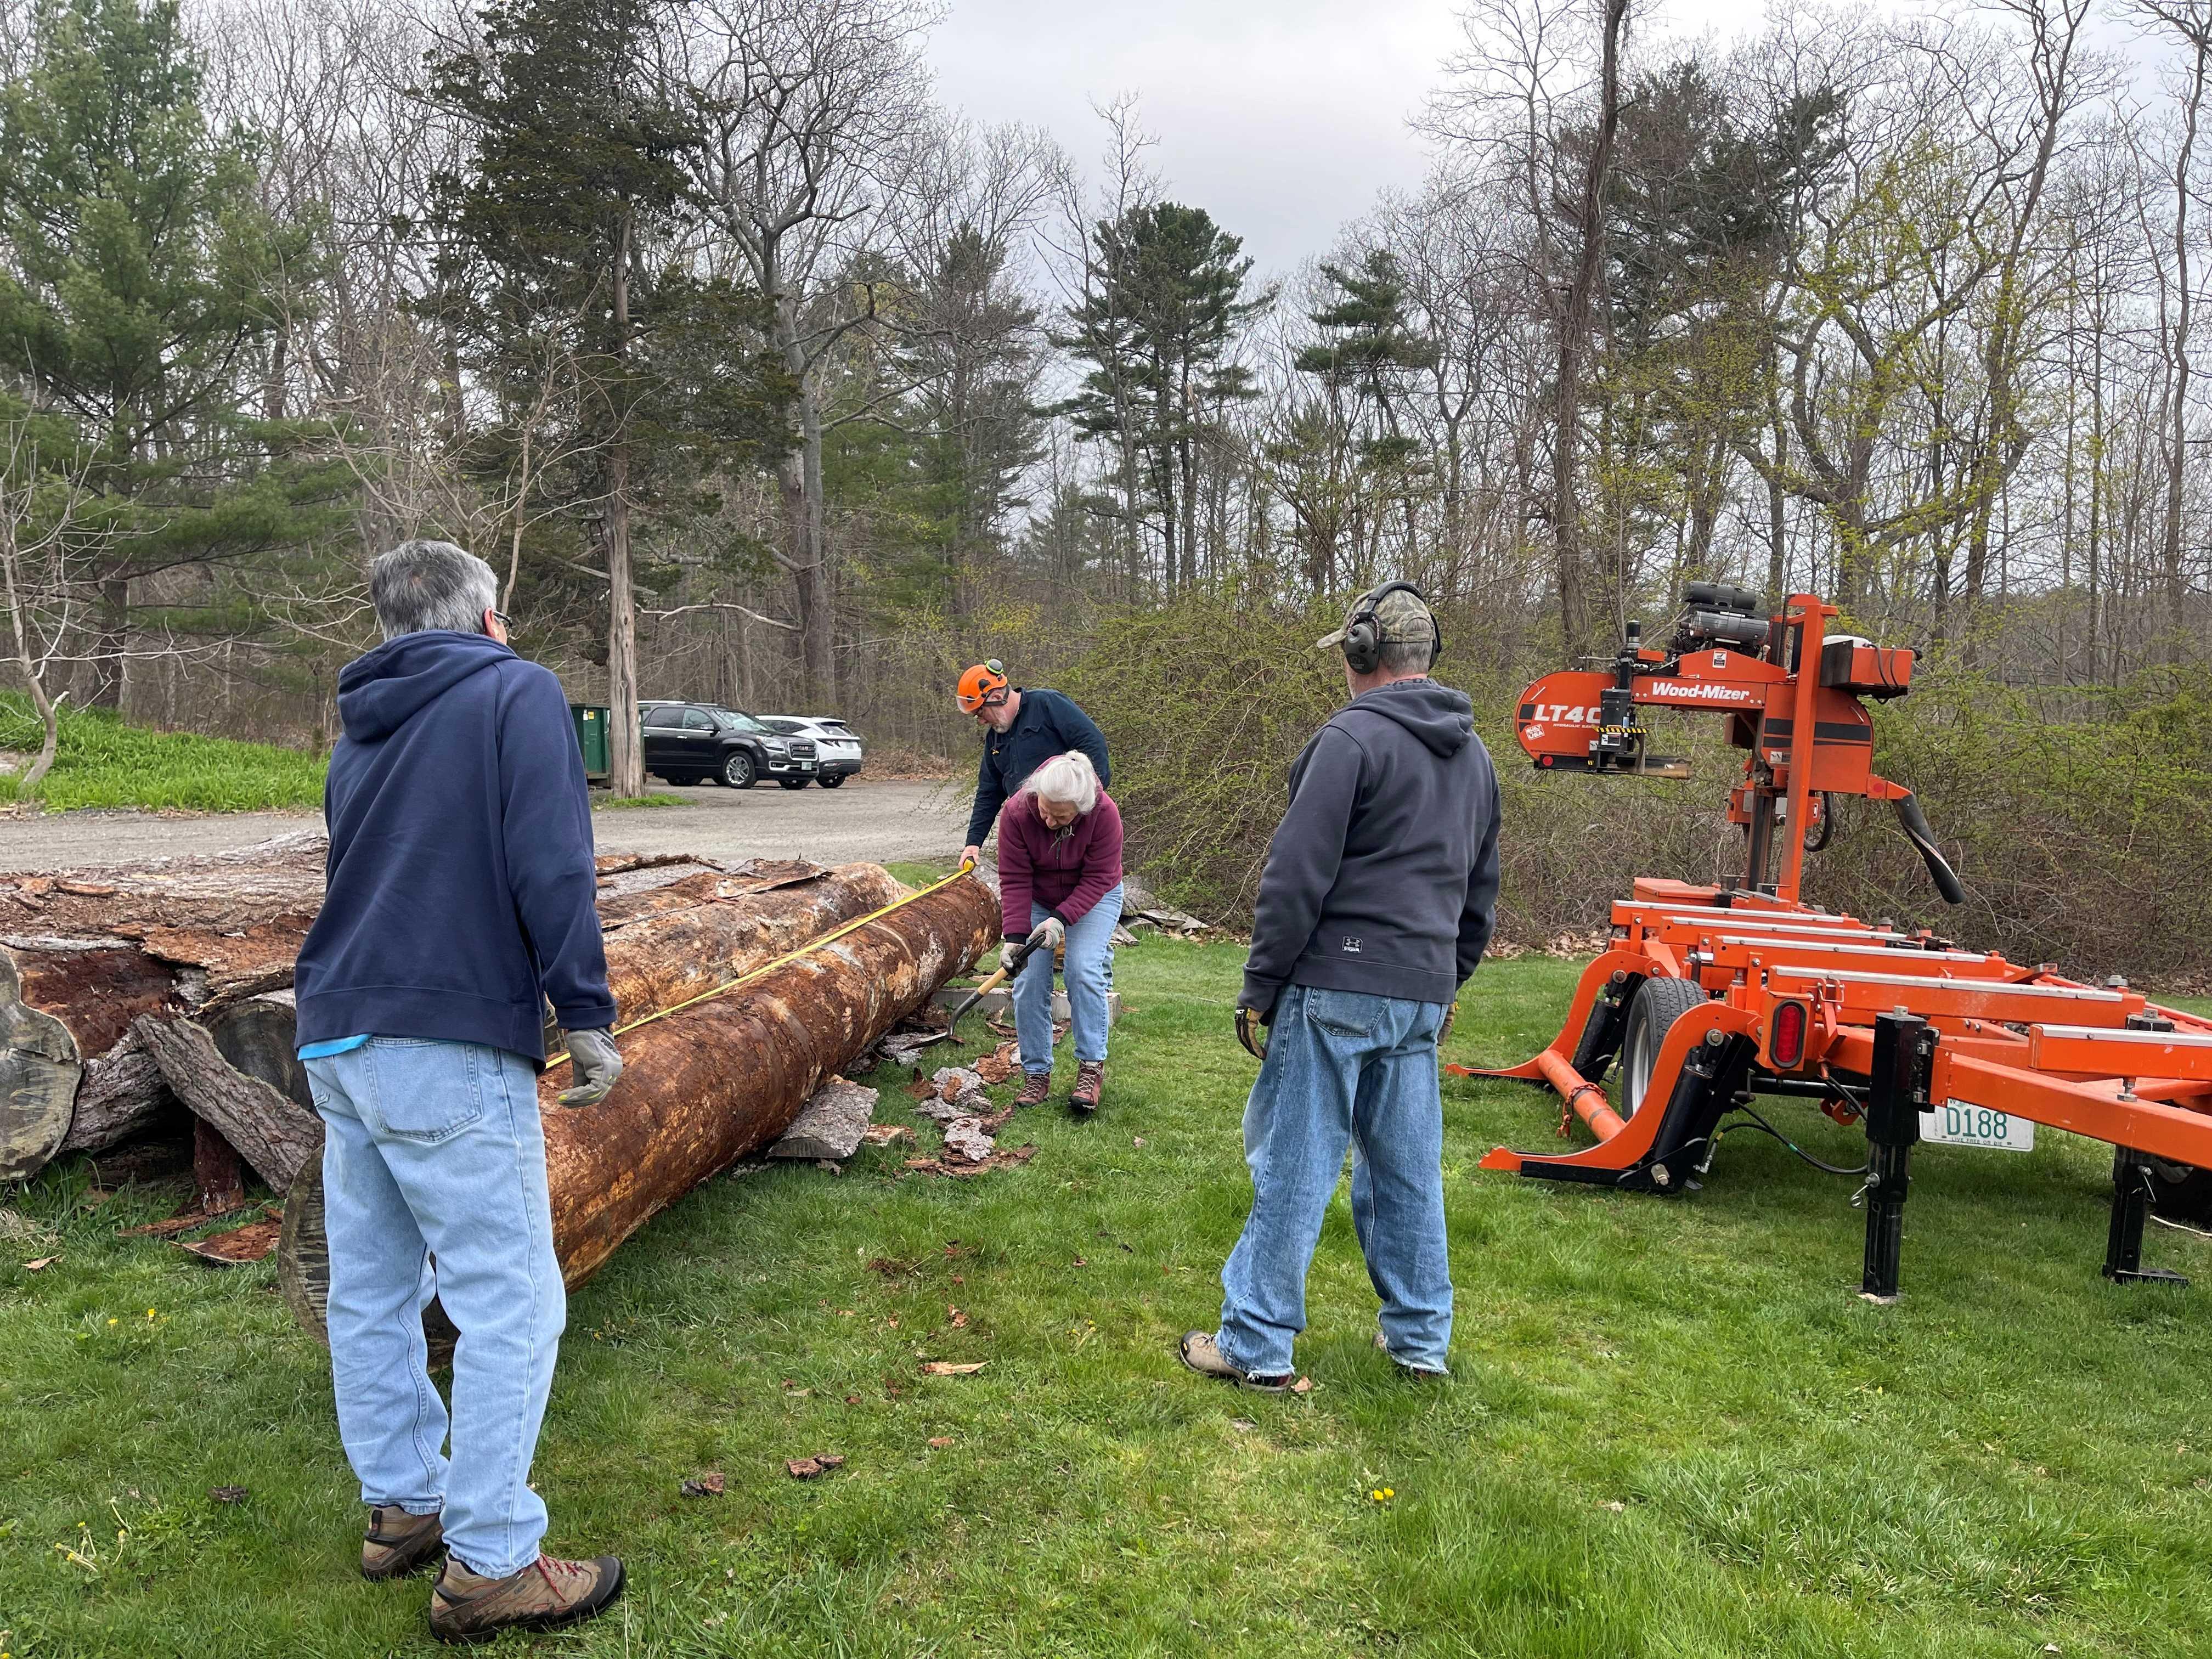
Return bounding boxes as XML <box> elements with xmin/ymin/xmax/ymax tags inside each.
<box><xmin>294</xmin><ymin>631</ymin><xmax>614</xmax><ymax>1063</ymax></box>
<box><xmin>1241</xmin><ymin>678</ymin><xmax>1501</xmax><ymax>1016</ymax></box>
<box><xmin>964</xmin><ymin>687</ymin><xmax>1111</xmax><ymax>848</ymax></box>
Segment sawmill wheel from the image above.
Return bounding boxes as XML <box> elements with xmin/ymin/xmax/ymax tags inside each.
<box><xmin>1620</xmin><ymin>975</ymin><xmax>1711</xmax><ymax>1120</ymax></box>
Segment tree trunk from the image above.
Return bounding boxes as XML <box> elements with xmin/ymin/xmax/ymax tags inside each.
<box><xmin>605</xmin><ymin>210</ymin><xmax>646</xmax><ymax>798</ymax></box>
<box><xmin>279</xmin><ymin>872</ymin><xmax>997</xmax><ymax>1348</ymax></box>
<box><xmin>1549</xmin><ymin>0</ymin><xmax>1630</xmax><ymax>659</ymax></box>
<box><xmin>87</xmin><ymin>573</ymin><xmax>130</xmax><ymax>710</ymax></box>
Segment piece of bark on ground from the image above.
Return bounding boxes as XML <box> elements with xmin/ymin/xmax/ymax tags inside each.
<box><xmin>904</xmin><ymin>1143</ymin><xmax>1038</xmax><ymax>1179</ymax></box>
<box><xmin>176</xmin><ymin>1212</ymin><xmax>283</xmax><ymax>1266</ymax></box>
<box><xmin>940</xmin><ymin>1117</ymin><xmax>996</xmax><ymax>1164</ymax></box>
<box><xmin>135</xmin><ymin>1014</ymin><xmax>321</xmax><ymax>1193</ymax></box>
<box><xmin>768</xmin><ymin>1077</ymin><xmax>879</xmax><ymax>1161</ymax></box>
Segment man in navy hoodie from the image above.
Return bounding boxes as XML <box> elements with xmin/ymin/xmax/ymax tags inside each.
<box><xmin>1182</xmin><ymin>583</ymin><xmax>1500</xmax><ymax>1393</ymax></box>
<box><xmin>294</xmin><ymin>539</ymin><xmax>626</xmax><ymax>1644</ymax></box>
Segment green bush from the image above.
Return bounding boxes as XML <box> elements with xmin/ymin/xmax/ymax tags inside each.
<box><xmin>0</xmin><ymin>695</ymin><xmax>326</xmax><ymax>812</ymax></box>
<box><xmin>1068</xmin><ymin>590</ymin><xmax>2212</xmax><ymax>983</ymax></box>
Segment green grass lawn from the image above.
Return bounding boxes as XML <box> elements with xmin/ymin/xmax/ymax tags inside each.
<box><xmin>0</xmin><ymin>696</ymin><xmax>325</xmax><ymax>812</ymax></box>
<box><xmin>7</xmin><ymin>945</ymin><xmax>2212</xmax><ymax>1657</ymax></box>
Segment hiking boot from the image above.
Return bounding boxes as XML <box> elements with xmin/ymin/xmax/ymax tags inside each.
<box><xmin>1014</xmin><ymin>1071</ymin><xmax>1052</xmax><ymax>1108</ymax></box>
<box><xmin>1177</xmin><ymin>1329</ymin><xmax>1292</xmax><ymax>1392</ymax></box>
<box><xmin>428</xmin><ymin>1551</ymin><xmax>625</xmax><ymax>1645</ymax></box>
<box><xmin>361</xmin><ymin>1505</ymin><xmax>444</xmax><ymax>1581</ymax></box>
<box><xmin>1070</xmin><ymin>1060</ymin><xmax>1105</xmax><ymax>1113</ymax></box>
<box><xmin>1374</xmin><ymin>1329</ymin><xmax>1449</xmax><ymax>1380</ymax></box>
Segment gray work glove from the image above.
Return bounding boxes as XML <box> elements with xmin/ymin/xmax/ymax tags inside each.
<box><xmin>1028</xmin><ymin>916</ymin><xmax>1066</xmax><ymax>955</ymax></box>
<box><xmin>556</xmin><ymin>1027</ymin><xmax>623</xmax><ymax>1108</ymax></box>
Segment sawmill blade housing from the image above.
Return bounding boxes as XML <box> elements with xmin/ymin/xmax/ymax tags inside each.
<box><xmin>1466</xmin><ymin>589</ymin><xmax>2212</xmax><ymax>1294</ymax></box>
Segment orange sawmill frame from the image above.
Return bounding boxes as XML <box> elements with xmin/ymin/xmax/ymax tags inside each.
<box><xmin>1459</xmin><ymin>590</ymin><xmax>2212</xmax><ymax>1295</ymax></box>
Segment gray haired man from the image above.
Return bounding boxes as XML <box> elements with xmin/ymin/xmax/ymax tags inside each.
<box><xmin>294</xmin><ymin>539</ymin><xmax>626</xmax><ymax>1643</ymax></box>
<box><xmin>1183</xmin><ymin>582</ymin><xmax>1502</xmax><ymax>1390</ymax></box>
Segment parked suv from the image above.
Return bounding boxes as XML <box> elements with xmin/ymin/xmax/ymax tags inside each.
<box><xmin>639</xmin><ymin>701</ymin><xmax>816</xmax><ymax>789</ymax></box>
<box><xmin>759</xmin><ymin>715</ymin><xmax>863</xmax><ymax>787</ymax></box>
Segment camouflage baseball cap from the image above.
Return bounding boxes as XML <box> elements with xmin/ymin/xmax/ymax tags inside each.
<box><xmin>1316</xmin><ymin>584</ymin><xmax>1437</xmax><ymax>652</ymax></box>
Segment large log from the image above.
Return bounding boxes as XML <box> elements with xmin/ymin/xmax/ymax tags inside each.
<box><xmin>279</xmin><ymin>872</ymin><xmax>995</xmax><ymax>1344</ymax></box>
<box><xmin>3</xmin><ymin>852</ymin><xmax>895</xmax><ymax>1182</ymax></box>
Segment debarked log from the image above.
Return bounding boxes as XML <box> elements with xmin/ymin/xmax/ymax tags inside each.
<box><xmin>278</xmin><ymin>872</ymin><xmax>995</xmax><ymax>1345</ymax></box>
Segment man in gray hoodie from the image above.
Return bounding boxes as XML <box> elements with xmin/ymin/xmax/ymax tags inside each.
<box><xmin>1182</xmin><ymin>582</ymin><xmax>1500</xmax><ymax>1389</ymax></box>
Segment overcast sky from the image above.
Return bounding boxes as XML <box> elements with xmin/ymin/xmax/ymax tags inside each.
<box><xmin>927</xmin><ymin>0</ymin><xmax>1782</xmax><ymax>278</ymax></box>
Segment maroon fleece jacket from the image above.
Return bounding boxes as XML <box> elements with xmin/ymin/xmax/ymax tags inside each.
<box><xmin>995</xmin><ymin>787</ymin><xmax>1125</xmax><ymax>940</ymax></box>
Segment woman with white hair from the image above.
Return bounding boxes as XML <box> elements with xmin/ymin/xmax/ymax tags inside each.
<box><xmin>995</xmin><ymin>749</ymin><xmax>1124</xmax><ymax>1112</ymax></box>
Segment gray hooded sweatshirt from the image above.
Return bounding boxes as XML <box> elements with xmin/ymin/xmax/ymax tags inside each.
<box><xmin>1240</xmin><ymin>677</ymin><xmax>1501</xmax><ymax>1017</ymax></box>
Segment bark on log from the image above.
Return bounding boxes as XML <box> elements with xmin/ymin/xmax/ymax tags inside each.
<box><xmin>2</xmin><ymin>940</ymin><xmax>178</xmax><ymax>1180</ymax></box>
<box><xmin>136</xmin><ymin>1013</ymin><xmax>322</xmax><ymax>1193</ymax></box>
<box><xmin>279</xmin><ymin>872</ymin><xmax>995</xmax><ymax>1345</ymax></box>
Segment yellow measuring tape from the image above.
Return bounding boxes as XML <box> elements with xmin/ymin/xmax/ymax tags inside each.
<box><xmin>546</xmin><ymin>860</ymin><xmax>979</xmax><ymax>1070</ymax></box>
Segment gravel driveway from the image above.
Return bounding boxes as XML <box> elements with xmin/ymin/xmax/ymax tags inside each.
<box><xmin>0</xmin><ymin>777</ymin><xmax>972</xmax><ymax>872</ymax></box>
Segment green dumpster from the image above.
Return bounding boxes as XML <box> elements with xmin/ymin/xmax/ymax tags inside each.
<box><xmin>568</xmin><ymin>703</ymin><xmax>610</xmax><ymax>781</ymax></box>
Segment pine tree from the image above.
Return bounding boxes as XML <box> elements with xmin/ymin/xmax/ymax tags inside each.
<box><xmin>0</xmin><ymin>0</ymin><xmax>321</xmax><ymax>706</ymax></box>
<box><xmin>1056</xmin><ymin>203</ymin><xmax>1271</xmax><ymax>589</ymax></box>
<box><xmin>426</xmin><ymin>0</ymin><xmax>702</xmax><ymax>796</ymax></box>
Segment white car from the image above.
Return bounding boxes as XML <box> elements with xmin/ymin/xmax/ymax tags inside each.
<box><xmin>760</xmin><ymin>715</ymin><xmax>863</xmax><ymax>787</ymax></box>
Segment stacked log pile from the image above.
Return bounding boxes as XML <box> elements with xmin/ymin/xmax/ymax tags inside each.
<box><xmin>0</xmin><ymin>839</ymin><xmax>935</xmax><ymax>1188</ymax></box>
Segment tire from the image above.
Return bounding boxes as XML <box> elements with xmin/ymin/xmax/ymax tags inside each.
<box><xmin>778</xmin><ymin>777</ymin><xmax>809</xmax><ymax>790</ymax></box>
<box><xmin>2149</xmin><ymin>1159</ymin><xmax>2212</xmax><ymax>1227</ymax></box>
<box><xmin>721</xmin><ymin>751</ymin><xmax>757</xmax><ymax>789</ymax></box>
<box><xmin>1618</xmin><ymin>975</ymin><xmax>1711</xmax><ymax>1120</ymax></box>
<box><xmin>1570</xmin><ymin>980</ymin><xmax>1635</xmax><ymax>1085</ymax></box>
<box><xmin>817</xmin><ymin>774</ymin><xmax>845</xmax><ymax>788</ymax></box>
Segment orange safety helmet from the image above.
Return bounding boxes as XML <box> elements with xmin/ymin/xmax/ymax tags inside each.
<box><xmin>956</xmin><ymin>659</ymin><xmax>1010</xmax><ymax>714</ymax></box>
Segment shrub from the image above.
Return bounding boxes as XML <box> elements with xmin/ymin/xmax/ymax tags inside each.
<box><xmin>1068</xmin><ymin>591</ymin><xmax>2212</xmax><ymax>983</ymax></box>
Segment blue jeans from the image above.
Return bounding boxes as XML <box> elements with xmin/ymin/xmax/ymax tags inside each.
<box><xmin>1013</xmin><ymin>883</ymin><xmax>1123</xmax><ymax>1075</ymax></box>
<box><xmin>304</xmin><ymin>1037</ymin><xmax>566</xmax><ymax>1579</ymax></box>
<box><xmin>1216</xmin><ymin>985</ymin><xmax>1453</xmax><ymax>1376</ymax></box>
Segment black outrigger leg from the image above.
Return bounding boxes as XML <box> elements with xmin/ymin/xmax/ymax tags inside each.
<box><xmin>2104</xmin><ymin>1148</ymin><xmax>2190</xmax><ymax>1288</ymax></box>
<box><xmin>1860</xmin><ymin>1012</ymin><xmax>1934</xmax><ymax>1304</ymax></box>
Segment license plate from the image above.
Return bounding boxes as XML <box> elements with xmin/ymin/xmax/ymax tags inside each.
<box><xmin>1919</xmin><ymin>1100</ymin><xmax>2035</xmax><ymax>1152</ymax></box>
<box><xmin>800</xmin><ymin>761</ymin><xmax>815</xmax><ymax>771</ymax></box>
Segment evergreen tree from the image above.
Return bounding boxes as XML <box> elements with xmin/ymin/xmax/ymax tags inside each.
<box><xmin>0</xmin><ymin>0</ymin><xmax>322</xmax><ymax>706</ymax></box>
<box><xmin>426</xmin><ymin>0</ymin><xmax>704</xmax><ymax>795</ymax></box>
<box><xmin>1056</xmin><ymin>202</ymin><xmax>1270</xmax><ymax>589</ymax></box>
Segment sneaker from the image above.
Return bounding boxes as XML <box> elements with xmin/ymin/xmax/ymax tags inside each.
<box><xmin>1070</xmin><ymin>1060</ymin><xmax>1105</xmax><ymax>1113</ymax></box>
<box><xmin>1014</xmin><ymin>1071</ymin><xmax>1052</xmax><ymax>1108</ymax></box>
<box><xmin>1373</xmin><ymin>1329</ymin><xmax>1449</xmax><ymax>1380</ymax></box>
<box><xmin>1177</xmin><ymin>1329</ymin><xmax>1293</xmax><ymax>1392</ymax></box>
<box><xmin>362</xmin><ymin>1505</ymin><xmax>444</xmax><ymax>1581</ymax></box>
<box><xmin>428</xmin><ymin>1551</ymin><xmax>625</xmax><ymax>1645</ymax></box>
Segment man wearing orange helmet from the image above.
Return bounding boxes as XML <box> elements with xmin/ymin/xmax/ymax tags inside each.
<box><xmin>955</xmin><ymin>659</ymin><xmax>1111</xmax><ymax>867</ymax></box>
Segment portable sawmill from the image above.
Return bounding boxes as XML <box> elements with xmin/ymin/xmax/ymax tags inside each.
<box><xmin>1460</xmin><ymin>585</ymin><xmax>2212</xmax><ymax>1297</ymax></box>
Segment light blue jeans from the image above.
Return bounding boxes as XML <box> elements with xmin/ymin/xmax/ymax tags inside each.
<box><xmin>1216</xmin><ymin>985</ymin><xmax>1453</xmax><ymax>1376</ymax></box>
<box><xmin>304</xmin><ymin>1037</ymin><xmax>566</xmax><ymax>1579</ymax></box>
<box><xmin>1013</xmin><ymin>883</ymin><xmax>1124</xmax><ymax>1075</ymax></box>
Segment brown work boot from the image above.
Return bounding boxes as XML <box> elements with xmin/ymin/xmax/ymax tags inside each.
<box><xmin>1014</xmin><ymin>1071</ymin><xmax>1052</xmax><ymax>1108</ymax></box>
<box><xmin>1070</xmin><ymin>1060</ymin><xmax>1105</xmax><ymax>1113</ymax></box>
<box><xmin>428</xmin><ymin>1551</ymin><xmax>624</xmax><ymax>1645</ymax></box>
<box><xmin>361</xmin><ymin>1505</ymin><xmax>444</xmax><ymax>1581</ymax></box>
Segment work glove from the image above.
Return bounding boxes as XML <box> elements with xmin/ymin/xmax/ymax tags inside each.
<box><xmin>1235</xmin><ymin>1005</ymin><xmax>1268</xmax><ymax>1063</ymax></box>
<box><xmin>1026</xmin><ymin>916</ymin><xmax>1067</xmax><ymax>955</ymax></box>
<box><xmin>1439</xmin><ymin>998</ymin><xmax>1458</xmax><ymax>1047</ymax></box>
<box><xmin>556</xmin><ymin>1027</ymin><xmax>623</xmax><ymax>1108</ymax></box>
<box><xmin>997</xmin><ymin>936</ymin><xmax>1028</xmax><ymax>975</ymax></box>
